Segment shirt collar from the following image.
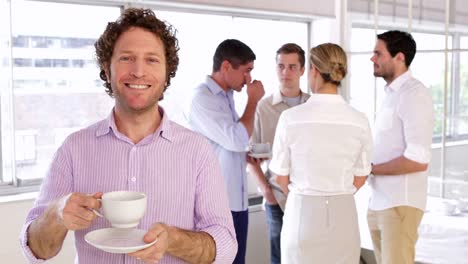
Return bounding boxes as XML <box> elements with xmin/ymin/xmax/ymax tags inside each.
<box><xmin>271</xmin><ymin>89</ymin><xmax>308</xmax><ymax>106</ymax></box>
<box><xmin>306</xmin><ymin>93</ymin><xmax>345</xmax><ymax>104</ymax></box>
<box><xmin>96</xmin><ymin>106</ymin><xmax>174</xmax><ymax>143</ymax></box>
<box><xmin>385</xmin><ymin>70</ymin><xmax>412</xmax><ymax>93</ymax></box>
<box><xmin>205</xmin><ymin>75</ymin><xmax>230</xmax><ymax>96</ymax></box>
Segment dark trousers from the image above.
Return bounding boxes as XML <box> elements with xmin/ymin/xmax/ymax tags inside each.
<box><xmin>265</xmin><ymin>203</ymin><xmax>284</xmax><ymax>264</ymax></box>
<box><xmin>231</xmin><ymin>210</ymin><xmax>249</xmax><ymax>264</ymax></box>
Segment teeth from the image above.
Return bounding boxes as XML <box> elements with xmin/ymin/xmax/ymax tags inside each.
<box><xmin>127</xmin><ymin>84</ymin><xmax>149</xmax><ymax>89</ymax></box>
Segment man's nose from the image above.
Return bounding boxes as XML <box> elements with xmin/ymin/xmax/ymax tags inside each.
<box><xmin>130</xmin><ymin>60</ymin><xmax>145</xmax><ymax>78</ymax></box>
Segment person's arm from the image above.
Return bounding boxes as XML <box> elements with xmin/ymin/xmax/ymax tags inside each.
<box><xmin>246</xmin><ymin>106</ymin><xmax>277</xmax><ymax>204</ymax></box>
<box><xmin>28</xmin><ymin>193</ymin><xmax>101</xmax><ymax>259</ymax></box>
<box><xmin>353</xmin><ymin>116</ymin><xmax>372</xmax><ymax>193</ymax></box>
<box><xmin>276</xmin><ymin>175</ymin><xmax>290</xmax><ymax>196</ymax></box>
<box><xmin>247</xmin><ymin>158</ymin><xmax>277</xmax><ymax>204</ymax></box>
<box><xmin>27</xmin><ymin>199</ymin><xmax>68</xmax><ymax>260</ymax></box>
<box><xmin>372</xmin><ymin>84</ymin><xmax>433</xmax><ymax>176</ymax></box>
<box><xmin>372</xmin><ymin>156</ymin><xmax>428</xmax><ymax>175</ymax></box>
<box><xmin>238</xmin><ymin>75</ymin><xmax>265</xmax><ymax>136</ymax></box>
<box><xmin>189</xmin><ymin>90</ymin><xmax>250</xmax><ymax>152</ymax></box>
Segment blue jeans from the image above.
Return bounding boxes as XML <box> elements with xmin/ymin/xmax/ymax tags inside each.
<box><xmin>265</xmin><ymin>203</ymin><xmax>284</xmax><ymax>264</ymax></box>
<box><xmin>231</xmin><ymin>210</ymin><xmax>249</xmax><ymax>264</ymax></box>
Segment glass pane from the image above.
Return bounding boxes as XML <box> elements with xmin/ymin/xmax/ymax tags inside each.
<box><xmin>156</xmin><ymin>11</ymin><xmax>233</xmax><ymax>126</ymax></box>
<box><xmin>157</xmin><ymin>10</ymin><xmax>308</xmax><ymax>127</ymax></box>
<box><xmin>350</xmin><ymin>28</ymin><xmax>378</xmax><ymax>53</ymax></box>
<box><xmin>461</xmin><ymin>36</ymin><xmax>468</xmax><ymax>49</ymax></box>
<box><xmin>413</xmin><ymin>32</ymin><xmax>451</xmax><ymax>51</ymax></box>
<box><xmin>10</xmin><ymin>1</ymin><xmax>120</xmax><ymax>183</ymax></box>
<box><xmin>0</xmin><ymin>0</ymin><xmax>14</xmax><ymax>184</ymax></box>
<box><xmin>458</xmin><ymin>52</ymin><xmax>468</xmax><ymax>136</ymax></box>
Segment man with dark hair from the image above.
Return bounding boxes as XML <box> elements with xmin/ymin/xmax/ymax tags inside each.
<box><xmin>247</xmin><ymin>43</ymin><xmax>309</xmax><ymax>264</ymax></box>
<box><xmin>20</xmin><ymin>8</ymin><xmax>236</xmax><ymax>264</ymax></box>
<box><xmin>188</xmin><ymin>39</ymin><xmax>265</xmax><ymax>264</ymax></box>
<box><xmin>367</xmin><ymin>30</ymin><xmax>434</xmax><ymax>264</ymax></box>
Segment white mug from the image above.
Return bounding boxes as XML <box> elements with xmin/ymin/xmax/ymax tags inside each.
<box><xmin>94</xmin><ymin>191</ymin><xmax>147</xmax><ymax>228</ymax></box>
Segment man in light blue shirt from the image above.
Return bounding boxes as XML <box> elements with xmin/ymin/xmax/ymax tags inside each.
<box><xmin>188</xmin><ymin>39</ymin><xmax>265</xmax><ymax>264</ymax></box>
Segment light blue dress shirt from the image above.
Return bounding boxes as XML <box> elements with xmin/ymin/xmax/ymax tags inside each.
<box><xmin>188</xmin><ymin>76</ymin><xmax>250</xmax><ymax>211</ymax></box>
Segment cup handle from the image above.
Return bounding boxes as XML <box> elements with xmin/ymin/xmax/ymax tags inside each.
<box><xmin>92</xmin><ymin>198</ymin><xmax>103</xmax><ymax>217</ymax></box>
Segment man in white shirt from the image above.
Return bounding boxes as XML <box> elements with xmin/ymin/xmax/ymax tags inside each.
<box><xmin>247</xmin><ymin>43</ymin><xmax>309</xmax><ymax>264</ymax></box>
<box><xmin>367</xmin><ymin>30</ymin><xmax>434</xmax><ymax>264</ymax></box>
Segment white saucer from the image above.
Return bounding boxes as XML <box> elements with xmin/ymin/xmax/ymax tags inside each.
<box><xmin>85</xmin><ymin>228</ymin><xmax>157</xmax><ymax>254</ymax></box>
<box><xmin>248</xmin><ymin>152</ymin><xmax>272</xmax><ymax>159</ymax></box>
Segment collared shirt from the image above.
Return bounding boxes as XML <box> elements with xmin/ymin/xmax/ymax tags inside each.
<box><xmin>269</xmin><ymin>94</ymin><xmax>373</xmax><ymax>196</ymax></box>
<box><xmin>368</xmin><ymin>70</ymin><xmax>434</xmax><ymax>211</ymax></box>
<box><xmin>251</xmin><ymin>90</ymin><xmax>310</xmax><ymax>209</ymax></box>
<box><xmin>188</xmin><ymin>76</ymin><xmax>250</xmax><ymax>212</ymax></box>
<box><xmin>20</xmin><ymin>107</ymin><xmax>237</xmax><ymax>264</ymax></box>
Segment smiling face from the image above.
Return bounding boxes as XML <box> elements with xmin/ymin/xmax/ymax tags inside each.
<box><xmin>105</xmin><ymin>27</ymin><xmax>167</xmax><ymax>114</ymax></box>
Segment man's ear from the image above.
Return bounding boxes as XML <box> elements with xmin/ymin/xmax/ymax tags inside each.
<box><xmin>103</xmin><ymin>64</ymin><xmax>110</xmax><ymax>82</ymax></box>
<box><xmin>221</xmin><ymin>60</ymin><xmax>231</xmax><ymax>73</ymax></box>
<box><xmin>396</xmin><ymin>52</ymin><xmax>406</xmax><ymax>65</ymax></box>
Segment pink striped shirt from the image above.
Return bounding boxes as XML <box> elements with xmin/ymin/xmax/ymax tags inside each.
<box><xmin>20</xmin><ymin>108</ymin><xmax>237</xmax><ymax>264</ymax></box>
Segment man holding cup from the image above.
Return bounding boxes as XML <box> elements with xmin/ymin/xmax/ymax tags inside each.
<box><xmin>20</xmin><ymin>8</ymin><xmax>237</xmax><ymax>264</ymax></box>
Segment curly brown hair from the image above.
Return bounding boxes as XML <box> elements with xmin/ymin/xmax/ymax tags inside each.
<box><xmin>95</xmin><ymin>8</ymin><xmax>179</xmax><ymax>99</ymax></box>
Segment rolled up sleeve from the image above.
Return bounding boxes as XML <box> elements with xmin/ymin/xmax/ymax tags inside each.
<box><xmin>398</xmin><ymin>87</ymin><xmax>434</xmax><ymax>164</ymax></box>
<box><xmin>20</xmin><ymin>220</ymin><xmax>46</xmax><ymax>264</ymax></box>
<box><xmin>353</xmin><ymin>118</ymin><xmax>373</xmax><ymax>176</ymax></box>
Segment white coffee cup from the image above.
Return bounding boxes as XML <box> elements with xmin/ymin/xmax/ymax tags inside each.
<box><xmin>94</xmin><ymin>191</ymin><xmax>147</xmax><ymax>228</ymax></box>
<box><xmin>250</xmin><ymin>143</ymin><xmax>270</xmax><ymax>154</ymax></box>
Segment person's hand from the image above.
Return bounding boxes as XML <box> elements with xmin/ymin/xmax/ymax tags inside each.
<box><xmin>128</xmin><ymin>223</ymin><xmax>169</xmax><ymax>263</ymax></box>
<box><xmin>246</xmin><ymin>155</ymin><xmax>268</xmax><ymax>164</ymax></box>
<box><xmin>245</xmin><ymin>74</ymin><xmax>265</xmax><ymax>103</ymax></box>
<box><xmin>263</xmin><ymin>185</ymin><xmax>278</xmax><ymax>205</ymax></box>
<box><xmin>58</xmin><ymin>192</ymin><xmax>102</xmax><ymax>231</ymax></box>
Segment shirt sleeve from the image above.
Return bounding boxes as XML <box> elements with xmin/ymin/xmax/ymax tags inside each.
<box><xmin>268</xmin><ymin>113</ymin><xmax>290</xmax><ymax>176</ymax></box>
<box><xmin>353</xmin><ymin>118</ymin><xmax>373</xmax><ymax>176</ymax></box>
<box><xmin>189</xmin><ymin>90</ymin><xmax>249</xmax><ymax>152</ymax></box>
<box><xmin>19</xmin><ymin>143</ymin><xmax>73</xmax><ymax>263</ymax></box>
<box><xmin>194</xmin><ymin>138</ymin><xmax>237</xmax><ymax>263</ymax></box>
<box><xmin>398</xmin><ymin>85</ymin><xmax>434</xmax><ymax>164</ymax></box>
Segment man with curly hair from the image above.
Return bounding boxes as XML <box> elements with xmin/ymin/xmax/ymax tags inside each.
<box><xmin>20</xmin><ymin>8</ymin><xmax>237</xmax><ymax>264</ymax></box>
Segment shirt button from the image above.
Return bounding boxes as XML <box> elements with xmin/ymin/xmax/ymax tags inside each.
<box><xmin>131</xmin><ymin>177</ymin><xmax>137</xmax><ymax>182</ymax></box>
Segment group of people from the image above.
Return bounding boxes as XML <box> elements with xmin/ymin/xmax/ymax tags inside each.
<box><xmin>20</xmin><ymin>7</ymin><xmax>434</xmax><ymax>264</ymax></box>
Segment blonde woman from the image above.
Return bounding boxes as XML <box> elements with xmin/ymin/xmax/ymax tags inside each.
<box><xmin>269</xmin><ymin>43</ymin><xmax>372</xmax><ymax>263</ymax></box>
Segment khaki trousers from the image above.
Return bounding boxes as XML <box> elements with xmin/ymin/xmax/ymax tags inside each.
<box><xmin>367</xmin><ymin>206</ymin><xmax>424</xmax><ymax>264</ymax></box>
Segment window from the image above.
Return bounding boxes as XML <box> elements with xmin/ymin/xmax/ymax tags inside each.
<box><xmin>0</xmin><ymin>0</ymin><xmax>120</xmax><ymax>191</ymax></box>
<box><xmin>155</xmin><ymin>10</ymin><xmax>309</xmax><ymax>127</ymax></box>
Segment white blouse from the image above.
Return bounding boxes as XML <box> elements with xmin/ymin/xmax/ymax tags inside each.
<box><xmin>269</xmin><ymin>94</ymin><xmax>373</xmax><ymax>196</ymax></box>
